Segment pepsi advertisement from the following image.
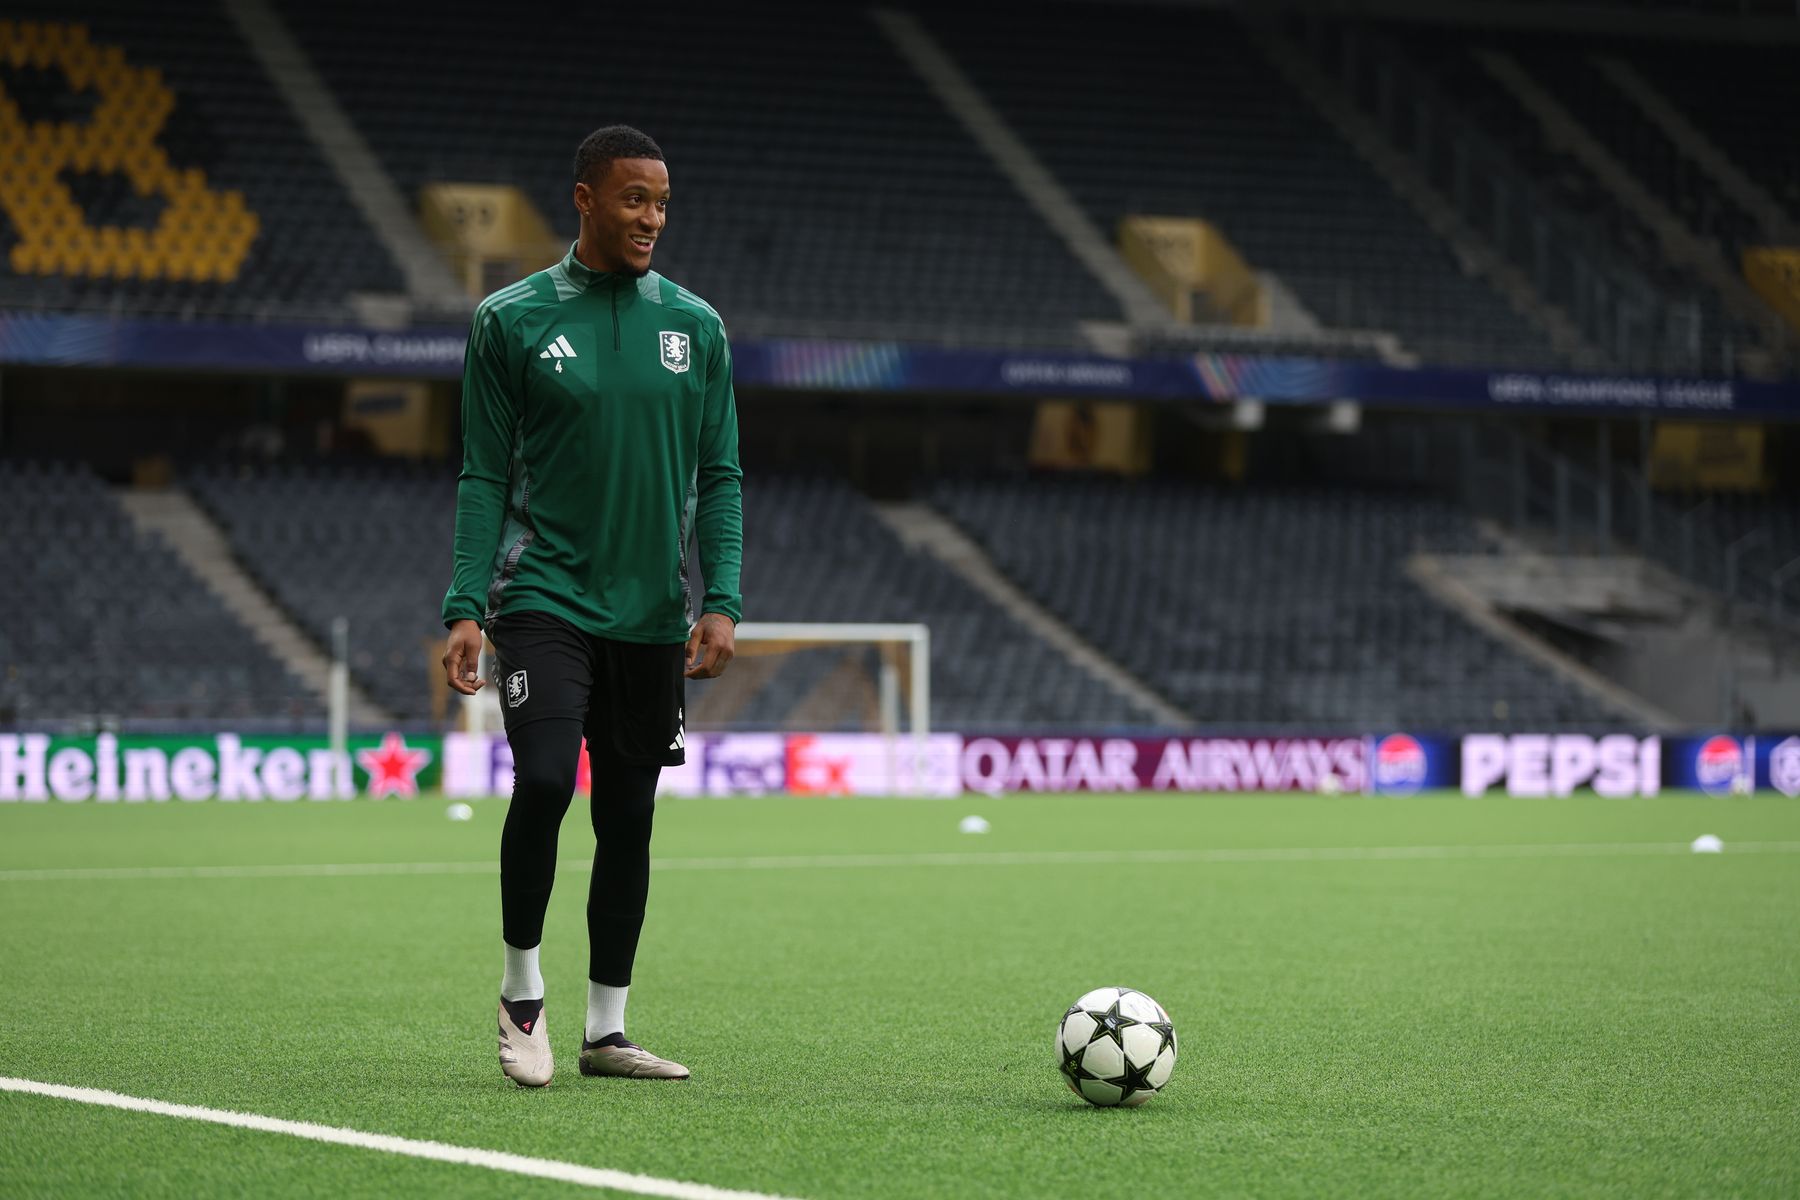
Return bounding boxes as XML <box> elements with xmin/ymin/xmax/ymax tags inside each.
<box><xmin>1365</xmin><ymin>733</ymin><xmax>1458</xmax><ymax>795</ymax></box>
<box><xmin>1662</xmin><ymin>734</ymin><xmax>1800</xmax><ymax>797</ymax></box>
<box><xmin>1456</xmin><ymin>733</ymin><xmax>1800</xmax><ymax>797</ymax></box>
<box><xmin>1664</xmin><ymin>735</ymin><xmax>1755</xmax><ymax>797</ymax></box>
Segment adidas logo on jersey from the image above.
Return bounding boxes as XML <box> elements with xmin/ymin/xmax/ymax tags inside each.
<box><xmin>539</xmin><ymin>334</ymin><xmax>577</xmax><ymax>372</ymax></box>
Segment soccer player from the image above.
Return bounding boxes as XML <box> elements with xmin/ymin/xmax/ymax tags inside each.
<box><xmin>441</xmin><ymin>125</ymin><xmax>743</xmax><ymax>1087</ymax></box>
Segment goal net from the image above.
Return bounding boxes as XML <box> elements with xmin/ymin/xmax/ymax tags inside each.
<box><xmin>687</xmin><ymin>622</ymin><xmax>930</xmax><ymax>739</ymax></box>
<box><xmin>461</xmin><ymin>622</ymin><xmax>929</xmax><ymax>735</ymax></box>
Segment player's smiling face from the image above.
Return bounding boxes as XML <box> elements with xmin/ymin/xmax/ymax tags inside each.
<box><xmin>575</xmin><ymin>157</ymin><xmax>668</xmax><ymax>278</ymax></box>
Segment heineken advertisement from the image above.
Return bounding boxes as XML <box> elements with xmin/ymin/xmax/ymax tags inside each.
<box><xmin>0</xmin><ymin>732</ymin><xmax>438</xmax><ymax>803</ymax></box>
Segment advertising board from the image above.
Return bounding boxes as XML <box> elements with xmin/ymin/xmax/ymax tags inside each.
<box><xmin>0</xmin><ymin>731</ymin><xmax>438</xmax><ymax>802</ymax></box>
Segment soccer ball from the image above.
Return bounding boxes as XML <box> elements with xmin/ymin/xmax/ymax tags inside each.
<box><xmin>1056</xmin><ymin>986</ymin><xmax>1177</xmax><ymax>1107</ymax></box>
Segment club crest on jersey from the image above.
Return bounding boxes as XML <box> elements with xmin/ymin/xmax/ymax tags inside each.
<box><xmin>658</xmin><ymin>330</ymin><xmax>690</xmax><ymax>373</ymax></box>
<box><xmin>505</xmin><ymin>671</ymin><xmax>529</xmax><ymax>708</ymax></box>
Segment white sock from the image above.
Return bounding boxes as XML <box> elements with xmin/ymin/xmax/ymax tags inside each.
<box><xmin>586</xmin><ymin>982</ymin><xmax>629</xmax><ymax>1043</ymax></box>
<box><xmin>500</xmin><ymin>942</ymin><xmax>543</xmax><ymax>1002</ymax></box>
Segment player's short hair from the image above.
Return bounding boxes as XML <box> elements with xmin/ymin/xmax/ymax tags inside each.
<box><xmin>573</xmin><ymin>125</ymin><xmax>665</xmax><ymax>187</ymax></box>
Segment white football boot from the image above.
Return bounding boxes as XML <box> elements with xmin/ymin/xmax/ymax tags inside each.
<box><xmin>497</xmin><ymin>1001</ymin><xmax>553</xmax><ymax>1088</ymax></box>
<box><xmin>578</xmin><ymin>1038</ymin><xmax>689</xmax><ymax>1080</ymax></box>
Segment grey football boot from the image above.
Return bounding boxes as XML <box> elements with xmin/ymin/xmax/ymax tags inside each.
<box><xmin>578</xmin><ymin>1037</ymin><xmax>689</xmax><ymax>1080</ymax></box>
<box><xmin>497</xmin><ymin>1001</ymin><xmax>553</xmax><ymax>1087</ymax></box>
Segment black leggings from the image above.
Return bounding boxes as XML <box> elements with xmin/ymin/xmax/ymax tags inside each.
<box><xmin>499</xmin><ymin>717</ymin><xmax>660</xmax><ymax>987</ymax></box>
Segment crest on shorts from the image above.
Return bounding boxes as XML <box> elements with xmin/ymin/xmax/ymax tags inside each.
<box><xmin>658</xmin><ymin>330</ymin><xmax>690</xmax><ymax>373</ymax></box>
<box><xmin>505</xmin><ymin>670</ymin><xmax>529</xmax><ymax>708</ymax></box>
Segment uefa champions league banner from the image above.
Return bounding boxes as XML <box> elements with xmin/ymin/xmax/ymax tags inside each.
<box><xmin>0</xmin><ymin>732</ymin><xmax>440</xmax><ymax>803</ymax></box>
<box><xmin>5</xmin><ymin>312</ymin><xmax>1798</xmax><ymax>414</ymax></box>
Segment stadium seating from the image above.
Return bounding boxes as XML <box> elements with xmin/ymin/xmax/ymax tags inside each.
<box><xmin>920</xmin><ymin>6</ymin><xmax>1563</xmax><ymax>370</ymax></box>
<box><xmin>185</xmin><ymin>460</ymin><xmax>455</xmax><ymax>724</ymax></box>
<box><xmin>186</xmin><ymin>464</ymin><xmax>1159</xmax><ymax>731</ymax></box>
<box><xmin>6</xmin><ymin>2</ymin><xmax>1786</xmax><ymax>376</ymax></box>
<box><xmin>0</xmin><ymin>3</ymin><xmax>403</xmax><ymax>320</ymax></box>
<box><xmin>928</xmin><ymin>476</ymin><xmax>1635</xmax><ymax>730</ymax></box>
<box><xmin>1366</xmin><ymin>24</ymin><xmax>1751</xmax><ymax>374</ymax></box>
<box><xmin>1626</xmin><ymin>42</ymin><xmax>1800</xmax><ymax>230</ymax></box>
<box><xmin>0</xmin><ymin>460</ymin><xmax>316</xmax><ymax>727</ymax></box>
<box><xmin>729</xmin><ymin>476</ymin><xmax>1157</xmax><ymax>731</ymax></box>
<box><xmin>1507</xmin><ymin>37</ymin><xmax>1770</xmax><ymax>371</ymax></box>
<box><xmin>1510</xmin><ymin>40</ymin><xmax>1768</xmax><ymax>257</ymax></box>
<box><xmin>272</xmin><ymin>0</ymin><xmax>1124</xmax><ymax>350</ymax></box>
<box><xmin>1656</xmin><ymin>491</ymin><xmax>1800</xmax><ymax>612</ymax></box>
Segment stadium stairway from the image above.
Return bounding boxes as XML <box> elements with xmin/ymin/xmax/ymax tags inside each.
<box><xmin>222</xmin><ymin>0</ymin><xmax>463</xmax><ymax>316</ymax></box>
<box><xmin>1406</xmin><ymin>551</ymin><xmax>1678</xmax><ymax>729</ymax></box>
<box><xmin>867</xmin><ymin>9</ymin><xmax>1174</xmax><ymax>337</ymax></box>
<box><xmin>1593</xmin><ymin>59</ymin><xmax>1800</xmax><ymax>248</ymax></box>
<box><xmin>1477</xmin><ymin>50</ymin><xmax>1792</xmax><ymax>368</ymax></box>
<box><xmin>271</xmin><ymin>0</ymin><xmax>1128</xmax><ymax>352</ymax></box>
<box><xmin>927</xmin><ymin>476</ymin><xmax>1645</xmax><ymax>732</ymax></box>
<box><xmin>871</xmin><ymin>501</ymin><xmax>1191</xmax><ymax>727</ymax></box>
<box><xmin>1250</xmin><ymin>22</ymin><xmax>1604</xmax><ymax>369</ymax></box>
<box><xmin>117</xmin><ymin>487</ymin><xmax>393</xmax><ymax>727</ymax></box>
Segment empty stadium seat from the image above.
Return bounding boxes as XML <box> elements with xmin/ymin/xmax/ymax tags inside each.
<box><xmin>271</xmin><ymin>0</ymin><xmax>1124</xmax><ymax>349</ymax></box>
<box><xmin>928</xmin><ymin>475</ymin><xmax>1636</xmax><ymax>730</ymax></box>
<box><xmin>185</xmin><ymin>463</ymin><xmax>1159</xmax><ymax>731</ymax></box>
<box><xmin>0</xmin><ymin>460</ymin><xmax>316</xmax><ymax>726</ymax></box>
<box><xmin>186</xmin><ymin>459</ymin><xmax>455</xmax><ymax>723</ymax></box>
<box><xmin>920</xmin><ymin>6</ymin><xmax>1564</xmax><ymax>369</ymax></box>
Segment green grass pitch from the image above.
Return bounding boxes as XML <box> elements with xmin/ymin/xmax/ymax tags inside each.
<box><xmin>1</xmin><ymin>790</ymin><xmax>1796</xmax><ymax>1198</ymax></box>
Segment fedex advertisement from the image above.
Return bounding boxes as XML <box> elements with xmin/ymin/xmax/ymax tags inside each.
<box><xmin>442</xmin><ymin>732</ymin><xmax>963</xmax><ymax>799</ymax></box>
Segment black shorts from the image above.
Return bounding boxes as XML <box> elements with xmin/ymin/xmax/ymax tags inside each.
<box><xmin>487</xmin><ymin>610</ymin><xmax>686</xmax><ymax>766</ymax></box>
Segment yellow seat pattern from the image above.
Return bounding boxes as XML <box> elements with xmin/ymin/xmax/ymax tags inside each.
<box><xmin>0</xmin><ymin>20</ymin><xmax>260</xmax><ymax>282</ymax></box>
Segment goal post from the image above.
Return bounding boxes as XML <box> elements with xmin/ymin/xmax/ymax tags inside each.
<box><xmin>460</xmin><ymin>620</ymin><xmax>931</xmax><ymax>739</ymax></box>
<box><xmin>452</xmin><ymin>620</ymin><xmax>944</xmax><ymax>796</ymax></box>
<box><xmin>731</xmin><ymin>622</ymin><xmax>931</xmax><ymax>740</ymax></box>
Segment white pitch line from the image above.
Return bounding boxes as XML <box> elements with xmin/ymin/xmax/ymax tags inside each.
<box><xmin>0</xmin><ymin>860</ymin><xmax>498</xmax><ymax>882</ymax></box>
<box><xmin>648</xmin><ymin>841</ymin><xmax>1800</xmax><ymax>871</ymax></box>
<box><xmin>0</xmin><ymin>1076</ymin><xmax>800</xmax><ymax>1200</ymax></box>
<box><xmin>2</xmin><ymin>841</ymin><xmax>1798</xmax><ymax>883</ymax></box>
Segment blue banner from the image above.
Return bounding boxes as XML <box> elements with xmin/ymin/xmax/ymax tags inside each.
<box><xmin>1664</xmin><ymin>734</ymin><xmax>1756</xmax><ymax>796</ymax></box>
<box><xmin>3</xmin><ymin>311</ymin><xmax>1796</xmax><ymax>415</ymax></box>
<box><xmin>1365</xmin><ymin>732</ymin><xmax>1458</xmax><ymax>795</ymax></box>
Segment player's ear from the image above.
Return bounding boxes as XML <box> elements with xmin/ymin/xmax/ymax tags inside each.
<box><xmin>573</xmin><ymin>180</ymin><xmax>592</xmax><ymax>218</ymax></box>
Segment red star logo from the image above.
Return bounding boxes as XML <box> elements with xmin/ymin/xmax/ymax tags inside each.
<box><xmin>355</xmin><ymin>732</ymin><xmax>432</xmax><ymax>799</ymax></box>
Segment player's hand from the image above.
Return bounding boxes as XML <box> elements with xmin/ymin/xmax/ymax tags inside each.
<box><xmin>443</xmin><ymin>620</ymin><xmax>486</xmax><ymax>695</ymax></box>
<box><xmin>685</xmin><ymin>613</ymin><xmax>736</xmax><ymax>679</ymax></box>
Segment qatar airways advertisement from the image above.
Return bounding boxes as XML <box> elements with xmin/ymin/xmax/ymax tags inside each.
<box><xmin>440</xmin><ymin>731</ymin><xmax>1434</xmax><ymax>797</ymax></box>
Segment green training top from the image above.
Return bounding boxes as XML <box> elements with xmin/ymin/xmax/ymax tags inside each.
<box><xmin>442</xmin><ymin>244</ymin><xmax>744</xmax><ymax>642</ymax></box>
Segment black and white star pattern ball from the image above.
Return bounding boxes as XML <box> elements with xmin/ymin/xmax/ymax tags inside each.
<box><xmin>1055</xmin><ymin>986</ymin><xmax>1177</xmax><ymax>1107</ymax></box>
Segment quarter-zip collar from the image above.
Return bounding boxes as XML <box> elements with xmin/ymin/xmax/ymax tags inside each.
<box><xmin>560</xmin><ymin>243</ymin><xmax>631</xmax><ymax>351</ymax></box>
<box><xmin>560</xmin><ymin>242</ymin><xmax>636</xmax><ymax>294</ymax></box>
